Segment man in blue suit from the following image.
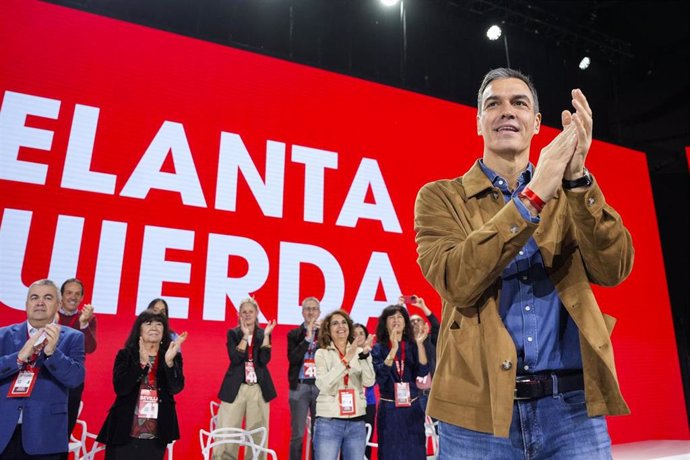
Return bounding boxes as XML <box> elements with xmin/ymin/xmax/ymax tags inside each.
<box><xmin>0</xmin><ymin>279</ymin><xmax>85</xmax><ymax>459</ymax></box>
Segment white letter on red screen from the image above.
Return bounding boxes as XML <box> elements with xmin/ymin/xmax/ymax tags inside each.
<box><xmin>336</xmin><ymin>158</ymin><xmax>402</xmax><ymax>233</ymax></box>
<box><xmin>291</xmin><ymin>145</ymin><xmax>338</xmax><ymax>224</ymax></box>
<box><xmin>0</xmin><ymin>91</ymin><xmax>60</xmax><ymax>184</ymax></box>
<box><xmin>47</xmin><ymin>215</ymin><xmax>85</xmax><ymax>285</ymax></box>
<box><xmin>216</xmin><ymin>132</ymin><xmax>285</xmax><ymax>218</ymax></box>
<box><xmin>137</xmin><ymin>225</ymin><xmax>194</xmax><ymax>318</ymax></box>
<box><xmin>121</xmin><ymin>121</ymin><xmax>207</xmax><ymax>207</ymax></box>
<box><xmin>0</xmin><ymin>208</ymin><xmax>32</xmax><ymax>310</ymax></box>
<box><xmin>61</xmin><ymin>104</ymin><xmax>117</xmax><ymax>194</ymax></box>
<box><xmin>203</xmin><ymin>233</ymin><xmax>269</xmax><ymax>322</ymax></box>
<box><xmin>350</xmin><ymin>251</ymin><xmax>402</xmax><ymax>323</ymax></box>
<box><xmin>92</xmin><ymin>220</ymin><xmax>128</xmax><ymax>314</ymax></box>
<box><xmin>277</xmin><ymin>241</ymin><xmax>345</xmax><ymax>325</ymax></box>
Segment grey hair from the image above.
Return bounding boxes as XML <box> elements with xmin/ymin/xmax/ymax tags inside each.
<box><xmin>27</xmin><ymin>279</ymin><xmax>61</xmax><ymax>303</ymax></box>
<box><xmin>238</xmin><ymin>296</ymin><xmax>259</xmax><ymax>312</ymax></box>
<box><xmin>477</xmin><ymin>68</ymin><xmax>539</xmax><ymax>114</ymax></box>
<box><xmin>301</xmin><ymin>297</ymin><xmax>321</xmax><ymax>308</ymax></box>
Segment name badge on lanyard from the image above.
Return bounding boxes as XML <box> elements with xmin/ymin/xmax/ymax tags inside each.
<box><xmin>138</xmin><ymin>388</ymin><xmax>159</xmax><ymax>419</ymax></box>
<box><xmin>8</xmin><ymin>369</ymin><xmax>39</xmax><ymax>398</ymax></box>
<box><xmin>394</xmin><ymin>382</ymin><xmax>411</xmax><ymax>407</ymax></box>
<box><xmin>303</xmin><ymin>358</ymin><xmax>316</xmax><ymax>378</ymax></box>
<box><xmin>338</xmin><ymin>388</ymin><xmax>356</xmax><ymax>416</ymax></box>
<box><xmin>245</xmin><ymin>335</ymin><xmax>258</xmax><ymax>384</ymax></box>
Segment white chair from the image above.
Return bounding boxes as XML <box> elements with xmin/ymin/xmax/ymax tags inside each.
<box><xmin>209</xmin><ymin>400</ymin><xmax>221</xmax><ymax>431</ymax></box>
<box><xmin>364</xmin><ymin>422</ymin><xmax>378</xmax><ymax>460</ymax></box>
<box><xmin>200</xmin><ymin>427</ymin><xmax>276</xmax><ymax>460</ymax></box>
<box><xmin>424</xmin><ymin>416</ymin><xmax>439</xmax><ymax>460</ymax></box>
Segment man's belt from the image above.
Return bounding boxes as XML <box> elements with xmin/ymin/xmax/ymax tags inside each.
<box><xmin>514</xmin><ymin>371</ymin><xmax>584</xmax><ymax>400</ymax></box>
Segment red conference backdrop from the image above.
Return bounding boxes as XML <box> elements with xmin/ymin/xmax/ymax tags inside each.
<box><xmin>1</xmin><ymin>0</ymin><xmax>688</xmax><ymax>458</ymax></box>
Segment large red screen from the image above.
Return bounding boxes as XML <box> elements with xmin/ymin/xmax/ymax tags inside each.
<box><xmin>1</xmin><ymin>1</ymin><xmax>687</xmax><ymax>458</ymax></box>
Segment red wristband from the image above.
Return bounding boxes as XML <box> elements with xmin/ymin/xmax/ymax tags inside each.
<box><xmin>519</xmin><ymin>187</ymin><xmax>545</xmax><ymax>214</ymax></box>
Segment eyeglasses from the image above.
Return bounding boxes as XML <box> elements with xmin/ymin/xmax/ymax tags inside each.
<box><xmin>303</xmin><ymin>307</ymin><xmax>320</xmax><ymax>312</ymax></box>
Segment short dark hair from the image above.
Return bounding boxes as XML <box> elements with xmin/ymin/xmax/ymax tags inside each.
<box><xmin>147</xmin><ymin>297</ymin><xmax>169</xmax><ymax>317</ymax></box>
<box><xmin>375</xmin><ymin>304</ymin><xmax>413</xmax><ymax>345</ymax></box>
<box><xmin>477</xmin><ymin>67</ymin><xmax>539</xmax><ymax>114</ymax></box>
<box><xmin>353</xmin><ymin>323</ymin><xmax>369</xmax><ymax>338</ymax></box>
<box><xmin>318</xmin><ymin>310</ymin><xmax>354</xmax><ymax>349</ymax></box>
<box><xmin>124</xmin><ymin>309</ymin><xmax>172</xmax><ymax>351</ymax></box>
<box><xmin>60</xmin><ymin>278</ymin><xmax>84</xmax><ymax>296</ymax></box>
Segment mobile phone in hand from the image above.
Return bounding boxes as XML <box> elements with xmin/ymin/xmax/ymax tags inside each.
<box><xmin>402</xmin><ymin>295</ymin><xmax>418</xmax><ymax>304</ymax></box>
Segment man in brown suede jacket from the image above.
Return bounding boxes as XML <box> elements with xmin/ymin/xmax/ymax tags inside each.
<box><xmin>414</xmin><ymin>68</ymin><xmax>633</xmax><ymax>459</ymax></box>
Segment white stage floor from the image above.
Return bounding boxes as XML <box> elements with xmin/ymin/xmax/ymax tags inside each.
<box><xmin>613</xmin><ymin>440</ymin><xmax>690</xmax><ymax>459</ymax></box>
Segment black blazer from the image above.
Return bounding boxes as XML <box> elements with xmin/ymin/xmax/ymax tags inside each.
<box><xmin>286</xmin><ymin>324</ymin><xmax>312</xmax><ymax>391</ymax></box>
<box><xmin>97</xmin><ymin>347</ymin><xmax>184</xmax><ymax>448</ymax></box>
<box><xmin>218</xmin><ymin>327</ymin><xmax>276</xmax><ymax>403</ymax></box>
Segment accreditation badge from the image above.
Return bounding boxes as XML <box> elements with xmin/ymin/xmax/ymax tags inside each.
<box><xmin>137</xmin><ymin>388</ymin><xmax>159</xmax><ymax>419</ymax></box>
<box><xmin>8</xmin><ymin>369</ymin><xmax>38</xmax><ymax>398</ymax></box>
<box><xmin>338</xmin><ymin>388</ymin><xmax>356</xmax><ymax>416</ymax></box>
<box><xmin>394</xmin><ymin>382</ymin><xmax>412</xmax><ymax>407</ymax></box>
<box><xmin>245</xmin><ymin>361</ymin><xmax>258</xmax><ymax>384</ymax></box>
<box><xmin>303</xmin><ymin>358</ymin><xmax>316</xmax><ymax>379</ymax></box>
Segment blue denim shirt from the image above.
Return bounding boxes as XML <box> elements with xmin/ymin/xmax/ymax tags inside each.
<box><xmin>479</xmin><ymin>160</ymin><xmax>582</xmax><ymax>374</ymax></box>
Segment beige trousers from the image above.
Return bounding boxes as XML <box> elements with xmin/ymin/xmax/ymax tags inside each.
<box><xmin>213</xmin><ymin>384</ymin><xmax>270</xmax><ymax>460</ymax></box>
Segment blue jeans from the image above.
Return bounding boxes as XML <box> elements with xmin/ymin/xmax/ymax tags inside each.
<box><xmin>438</xmin><ymin>390</ymin><xmax>611</xmax><ymax>460</ymax></box>
<box><xmin>313</xmin><ymin>417</ymin><xmax>366</xmax><ymax>460</ymax></box>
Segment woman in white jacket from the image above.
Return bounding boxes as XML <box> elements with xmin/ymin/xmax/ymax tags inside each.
<box><xmin>313</xmin><ymin>309</ymin><xmax>375</xmax><ymax>460</ymax></box>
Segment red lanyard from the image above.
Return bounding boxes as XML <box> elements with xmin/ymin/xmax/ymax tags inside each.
<box><xmin>389</xmin><ymin>340</ymin><xmax>405</xmax><ymax>381</ymax></box>
<box><xmin>147</xmin><ymin>354</ymin><xmax>159</xmax><ymax>388</ymax></box>
<box><xmin>337</xmin><ymin>348</ymin><xmax>350</xmax><ymax>387</ymax></box>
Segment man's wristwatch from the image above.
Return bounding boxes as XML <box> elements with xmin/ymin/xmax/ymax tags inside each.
<box><xmin>562</xmin><ymin>168</ymin><xmax>593</xmax><ymax>190</ymax></box>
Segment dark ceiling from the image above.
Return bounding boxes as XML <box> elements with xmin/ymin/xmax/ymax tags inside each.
<box><xmin>43</xmin><ymin>0</ymin><xmax>690</xmax><ymax>417</ymax></box>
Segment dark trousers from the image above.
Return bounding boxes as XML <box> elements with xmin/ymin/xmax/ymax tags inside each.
<box><xmin>59</xmin><ymin>383</ymin><xmax>84</xmax><ymax>460</ymax></box>
<box><xmin>0</xmin><ymin>425</ymin><xmax>60</xmax><ymax>460</ymax></box>
<box><xmin>105</xmin><ymin>438</ymin><xmax>166</xmax><ymax>460</ymax></box>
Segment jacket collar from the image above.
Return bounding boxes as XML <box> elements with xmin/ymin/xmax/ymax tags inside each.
<box><xmin>460</xmin><ymin>160</ymin><xmax>495</xmax><ymax>199</ymax></box>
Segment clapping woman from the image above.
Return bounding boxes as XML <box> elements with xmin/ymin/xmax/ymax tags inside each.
<box><xmin>371</xmin><ymin>304</ymin><xmax>429</xmax><ymax>459</ymax></box>
<box><xmin>216</xmin><ymin>297</ymin><xmax>277</xmax><ymax>460</ymax></box>
<box><xmin>313</xmin><ymin>310</ymin><xmax>375</xmax><ymax>460</ymax></box>
<box><xmin>97</xmin><ymin>309</ymin><xmax>186</xmax><ymax>459</ymax></box>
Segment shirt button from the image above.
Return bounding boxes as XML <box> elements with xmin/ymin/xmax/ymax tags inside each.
<box><xmin>527</xmin><ymin>337</ymin><xmax>533</xmax><ymax>342</ymax></box>
<box><xmin>525</xmin><ymin>305</ymin><xmax>531</xmax><ymax>311</ymax></box>
<box><xmin>498</xmin><ymin>180</ymin><xmax>504</xmax><ymax>185</ymax></box>
<box><xmin>510</xmin><ymin>224</ymin><xmax>519</xmax><ymax>234</ymax></box>
<box><xmin>501</xmin><ymin>360</ymin><xmax>512</xmax><ymax>370</ymax></box>
<box><xmin>587</xmin><ymin>197</ymin><xmax>596</xmax><ymax>206</ymax></box>
<box><xmin>518</xmin><ymin>250</ymin><xmax>524</xmax><ymax>256</ymax></box>
<box><xmin>524</xmin><ymin>365</ymin><xmax>530</xmax><ymax>371</ymax></box>
<box><xmin>521</xmin><ymin>276</ymin><xmax>528</xmax><ymax>281</ymax></box>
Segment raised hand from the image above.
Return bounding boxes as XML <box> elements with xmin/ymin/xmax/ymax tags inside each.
<box><xmin>264</xmin><ymin>319</ymin><xmax>277</xmax><ymax>336</ymax></box>
<box><xmin>528</xmin><ymin>122</ymin><xmax>578</xmax><ymax>203</ymax></box>
<box><xmin>240</xmin><ymin>317</ymin><xmax>251</xmax><ymax>339</ymax></box>
<box><xmin>138</xmin><ymin>337</ymin><xmax>149</xmax><ymax>366</ymax></box>
<box><xmin>79</xmin><ymin>304</ymin><xmax>95</xmax><ymax>327</ymax></box>
<box><xmin>362</xmin><ymin>334</ymin><xmax>375</xmax><ymax>354</ymax></box>
<box><xmin>414</xmin><ymin>322</ymin><xmax>429</xmax><ymax>344</ymax></box>
<box><xmin>18</xmin><ymin>329</ymin><xmax>43</xmax><ymax>362</ymax></box>
<box><xmin>42</xmin><ymin>323</ymin><xmax>61</xmax><ymax>356</ymax></box>
<box><xmin>165</xmin><ymin>338</ymin><xmax>183</xmax><ymax>367</ymax></box>
<box><xmin>562</xmin><ymin>89</ymin><xmax>593</xmax><ymax>179</ymax></box>
<box><xmin>174</xmin><ymin>331</ymin><xmax>188</xmax><ymax>347</ymax></box>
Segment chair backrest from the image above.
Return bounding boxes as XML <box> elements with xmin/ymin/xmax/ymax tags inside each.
<box><xmin>200</xmin><ymin>428</ymin><xmax>274</xmax><ymax>460</ymax></box>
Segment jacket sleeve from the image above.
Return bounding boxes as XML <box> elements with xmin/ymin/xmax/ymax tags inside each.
<box><xmin>162</xmin><ymin>352</ymin><xmax>184</xmax><ymax>395</ymax></box>
<box><xmin>287</xmin><ymin>328</ymin><xmax>310</xmax><ymax>366</ymax></box>
<box><xmin>257</xmin><ymin>330</ymin><xmax>272</xmax><ymax>366</ymax></box>
<box><xmin>414</xmin><ymin>181</ymin><xmax>536</xmax><ymax>308</ymax></box>
<box><xmin>564</xmin><ymin>178</ymin><xmax>634</xmax><ymax>286</ymax></box>
<box><xmin>358</xmin><ymin>354</ymin><xmax>376</xmax><ymax>388</ymax></box>
<box><xmin>113</xmin><ymin>348</ymin><xmax>149</xmax><ymax>396</ymax></box>
<box><xmin>315</xmin><ymin>348</ymin><xmax>347</xmax><ymax>396</ymax></box>
<box><xmin>39</xmin><ymin>330</ymin><xmax>85</xmax><ymax>389</ymax></box>
<box><xmin>226</xmin><ymin>329</ymin><xmax>247</xmax><ymax>364</ymax></box>
<box><xmin>372</xmin><ymin>343</ymin><xmax>396</xmax><ymax>388</ymax></box>
<box><xmin>82</xmin><ymin>316</ymin><xmax>97</xmax><ymax>354</ymax></box>
<box><xmin>427</xmin><ymin>313</ymin><xmax>440</xmax><ymax>347</ymax></box>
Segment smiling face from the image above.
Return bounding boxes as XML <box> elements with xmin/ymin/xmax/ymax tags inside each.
<box><xmin>140</xmin><ymin>320</ymin><xmax>164</xmax><ymax>344</ymax></box>
<box><xmin>26</xmin><ymin>283</ymin><xmax>60</xmax><ymax>328</ymax></box>
<box><xmin>329</xmin><ymin>314</ymin><xmax>350</xmax><ymax>344</ymax></box>
<box><xmin>410</xmin><ymin>314</ymin><xmax>424</xmax><ymax>335</ymax></box>
<box><xmin>477</xmin><ymin>77</ymin><xmax>541</xmax><ymax>159</ymax></box>
<box><xmin>301</xmin><ymin>299</ymin><xmax>321</xmax><ymax>324</ymax></box>
<box><xmin>61</xmin><ymin>281</ymin><xmax>83</xmax><ymax>314</ymax></box>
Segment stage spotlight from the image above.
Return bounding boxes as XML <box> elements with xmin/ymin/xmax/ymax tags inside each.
<box><xmin>579</xmin><ymin>56</ymin><xmax>591</xmax><ymax>70</ymax></box>
<box><xmin>380</xmin><ymin>0</ymin><xmax>400</xmax><ymax>6</ymax></box>
<box><xmin>487</xmin><ymin>25</ymin><xmax>502</xmax><ymax>40</ymax></box>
